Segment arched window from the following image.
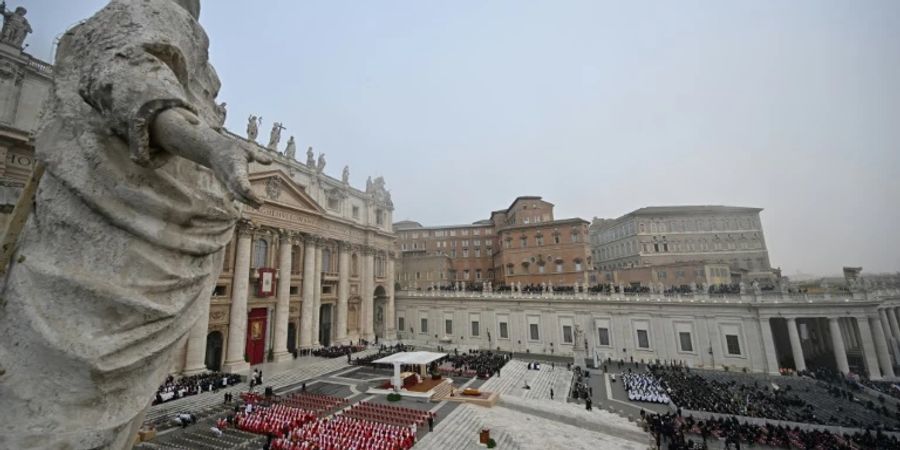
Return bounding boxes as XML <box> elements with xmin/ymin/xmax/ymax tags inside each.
<box><xmin>253</xmin><ymin>239</ymin><xmax>268</xmax><ymax>268</ymax></box>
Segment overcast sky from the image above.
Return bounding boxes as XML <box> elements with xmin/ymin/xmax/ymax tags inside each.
<box><xmin>20</xmin><ymin>0</ymin><xmax>900</xmax><ymax>276</ymax></box>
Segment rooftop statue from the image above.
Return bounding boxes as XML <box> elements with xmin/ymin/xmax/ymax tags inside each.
<box><xmin>268</xmin><ymin>121</ymin><xmax>285</xmax><ymax>150</ymax></box>
<box><xmin>247</xmin><ymin>114</ymin><xmax>261</xmax><ymax>142</ymax></box>
<box><xmin>284</xmin><ymin>136</ymin><xmax>296</xmax><ymax>160</ymax></box>
<box><xmin>306</xmin><ymin>146</ymin><xmax>315</xmax><ymax>168</ymax></box>
<box><xmin>0</xmin><ymin>1</ymin><xmax>270</xmax><ymax>448</ymax></box>
<box><xmin>0</xmin><ymin>2</ymin><xmax>31</xmax><ymax>48</ymax></box>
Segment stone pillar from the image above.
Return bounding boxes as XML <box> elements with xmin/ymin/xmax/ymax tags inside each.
<box><xmin>183</xmin><ymin>298</ymin><xmax>211</xmax><ymax>375</ymax></box>
<box><xmin>786</xmin><ymin>318</ymin><xmax>806</xmax><ymax>372</ymax></box>
<box><xmin>300</xmin><ymin>236</ymin><xmax>317</xmax><ymax>349</ymax></box>
<box><xmin>312</xmin><ymin>242</ymin><xmax>323</xmax><ymax>346</ymax></box>
<box><xmin>336</xmin><ymin>242</ymin><xmax>351</xmax><ymax>344</ymax></box>
<box><xmin>272</xmin><ymin>232</ymin><xmax>293</xmax><ymax>362</ymax></box>
<box><xmin>363</xmin><ymin>248</ymin><xmax>375</xmax><ymax>340</ymax></box>
<box><xmin>222</xmin><ymin>224</ymin><xmax>253</xmax><ymax>373</ymax></box>
<box><xmin>856</xmin><ymin>316</ymin><xmax>882</xmax><ymax>380</ymax></box>
<box><xmin>829</xmin><ymin>317</ymin><xmax>850</xmax><ymax>375</ymax></box>
<box><xmin>879</xmin><ymin>309</ymin><xmax>899</xmax><ymax>363</ymax></box>
<box><xmin>385</xmin><ymin>252</ymin><xmax>396</xmax><ymax>338</ymax></box>
<box><xmin>759</xmin><ymin>317</ymin><xmax>780</xmax><ymax>375</ymax></box>
<box><xmin>870</xmin><ymin>316</ymin><xmax>895</xmax><ymax>378</ymax></box>
<box><xmin>888</xmin><ymin>308</ymin><xmax>900</xmax><ymax>339</ymax></box>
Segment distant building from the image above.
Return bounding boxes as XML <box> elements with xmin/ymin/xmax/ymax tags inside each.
<box><xmin>394</xmin><ymin>196</ymin><xmax>591</xmax><ymax>289</ymax></box>
<box><xmin>0</xmin><ymin>28</ymin><xmax>53</xmax><ymax>228</ymax></box>
<box><xmin>590</xmin><ymin>206</ymin><xmax>774</xmax><ymax>288</ymax></box>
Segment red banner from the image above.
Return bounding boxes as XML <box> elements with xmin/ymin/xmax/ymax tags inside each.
<box><xmin>257</xmin><ymin>268</ymin><xmax>276</xmax><ymax>297</ymax></box>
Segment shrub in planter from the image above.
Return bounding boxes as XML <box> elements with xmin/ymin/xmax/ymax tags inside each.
<box><xmin>487</xmin><ymin>438</ymin><xmax>497</xmax><ymax>448</ymax></box>
<box><xmin>387</xmin><ymin>393</ymin><xmax>402</xmax><ymax>402</ymax></box>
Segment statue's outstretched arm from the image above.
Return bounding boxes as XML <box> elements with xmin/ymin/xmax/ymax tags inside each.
<box><xmin>151</xmin><ymin>108</ymin><xmax>271</xmax><ymax>208</ymax></box>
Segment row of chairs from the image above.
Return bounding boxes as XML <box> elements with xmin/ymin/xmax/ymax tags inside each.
<box><xmin>272</xmin><ymin>415</ymin><xmax>415</xmax><ymax>450</ymax></box>
<box><xmin>343</xmin><ymin>402</ymin><xmax>434</xmax><ymax>428</ymax></box>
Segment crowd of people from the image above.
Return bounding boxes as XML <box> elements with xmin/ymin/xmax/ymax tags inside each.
<box><xmin>272</xmin><ymin>415</ymin><xmax>415</xmax><ymax>450</ymax></box>
<box><xmin>152</xmin><ymin>372</ymin><xmax>243</xmax><ymax>405</ymax></box>
<box><xmin>645</xmin><ymin>412</ymin><xmax>900</xmax><ymax>450</ymax></box>
<box><xmin>437</xmin><ymin>349</ymin><xmax>510</xmax><ymax>379</ymax></box>
<box><xmin>313</xmin><ymin>345</ymin><xmax>365</xmax><ymax>359</ymax></box>
<box><xmin>621</xmin><ymin>370</ymin><xmax>671</xmax><ymax>404</ymax></box>
<box><xmin>353</xmin><ymin>343</ymin><xmax>414</xmax><ymax>367</ymax></box>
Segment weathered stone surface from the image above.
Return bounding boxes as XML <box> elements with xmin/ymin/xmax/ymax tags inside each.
<box><xmin>0</xmin><ymin>1</ymin><xmax>267</xmax><ymax>448</ymax></box>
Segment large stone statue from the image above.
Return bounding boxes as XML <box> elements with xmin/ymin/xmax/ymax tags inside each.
<box><xmin>268</xmin><ymin>121</ymin><xmax>285</xmax><ymax>150</ymax></box>
<box><xmin>0</xmin><ymin>1</ymin><xmax>270</xmax><ymax>448</ymax></box>
<box><xmin>246</xmin><ymin>114</ymin><xmax>261</xmax><ymax>142</ymax></box>
<box><xmin>0</xmin><ymin>2</ymin><xmax>31</xmax><ymax>48</ymax></box>
<box><xmin>284</xmin><ymin>136</ymin><xmax>296</xmax><ymax>160</ymax></box>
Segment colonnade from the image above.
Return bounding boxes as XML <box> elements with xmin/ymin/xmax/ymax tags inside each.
<box><xmin>766</xmin><ymin>313</ymin><xmax>896</xmax><ymax>380</ymax></box>
<box><xmin>182</xmin><ymin>222</ymin><xmax>395</xmax><ymax>374</ymax></box>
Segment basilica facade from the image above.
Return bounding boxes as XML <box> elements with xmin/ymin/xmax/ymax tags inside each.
<box><xmin>172</xmin><ymin>130</ymin><xmax>398</xmax><ymax>375</ymax></box>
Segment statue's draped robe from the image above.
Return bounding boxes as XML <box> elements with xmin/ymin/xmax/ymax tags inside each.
<box><xmin>0</xmin><ymin>1</ymin><xmax>238</xmax><ymax>448</ymax></box>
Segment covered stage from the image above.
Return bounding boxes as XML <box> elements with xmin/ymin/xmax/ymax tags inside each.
<box><xmin>373</xmin><ymin>351</ymin><xmax>448</xmax><ymax>392</ymax></box>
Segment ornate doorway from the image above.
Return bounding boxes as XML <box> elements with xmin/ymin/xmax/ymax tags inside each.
<box><xmin>205</xmin><ymin>331</ymin><xmax>223</xmax><ymax>371</ymax></box>
<box><xmin>246</xmin><ymin>308</ymin><xmax>268</xmax><ymax>365</ymax></box>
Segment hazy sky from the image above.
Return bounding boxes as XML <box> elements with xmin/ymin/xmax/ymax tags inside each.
<box><xmin>20</xmin><ymin>0</ymin><xmax>900</xmax><ymax>276</ymax></box>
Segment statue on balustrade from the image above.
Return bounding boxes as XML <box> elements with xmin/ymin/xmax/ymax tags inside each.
<box><xmin>0</xmin><ymin>2</ymin><xmax>31</xmax><ymax>48</ymax></box>
<box><xmin>284</xmin><ymin>136</ymin><xmax>297</xmax><ymax>160</ymax></box>
<box><xmin>0</xmin><ymin>1</ymin><xmax>271</xmax><ymax>448</ymax></box>
<box><xmin>247</xmin><ymin>114</ymin><xmax>261</xmax><ymax>142</ymax></box>
<box><xmin>268</xmin><ymin>121</ymin><xmax>285</xmax><ymax>150</ymax></box>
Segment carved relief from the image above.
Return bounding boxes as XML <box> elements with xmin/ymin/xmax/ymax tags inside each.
<box><xmin>209</xmin><ymin>306</ymin><xmax>229</xmax><ymax>325</ymax></box>
<box><xmin>265</xmin><ymin>176</ymin><xmax>282</xmax><ymax>200</ymax></box>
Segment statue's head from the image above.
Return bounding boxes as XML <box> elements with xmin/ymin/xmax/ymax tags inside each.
<box><xmin>15</xmin><ymin>7</ymin><xmax>26</xmax><ymax>16</ymax></box>
<box><xmin>172</xmin><ymin>0</ymin><xmax>200</xmax><ymax>19</ymax></box>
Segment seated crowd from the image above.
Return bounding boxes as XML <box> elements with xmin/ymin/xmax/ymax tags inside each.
<box><xmin>621</xmin><ymin>370</ymin><xmax>670</xmax><ymax>404</ymax></box>
<box><xmin>353</xmin><ymin>343</ymin><xmax>413</xmax><ymax>367</ymax></box>
<box><xmin>313</xmin><ymin>345</ymin><xmax>366</xmax><ymax>359</ymax></box>
<box><xmin>437</xmin><ymin>349</ymin><xmax>509</xmax><ymax>379</ymax></box>
<box><xmin>235</xmin><ymin>392</ymin><xmax>421</xmax><ymax>450</ymax></box>
<box><xmin>653</xmin><ymin>365</ymin><xmax>900</xmax><ymax>430</ymax></box>
<box><xmin>152</xmin><ymin>372</ymin><xmax>242</xmax><ymax>405</ymax></box>
<box><xmin>645</xmin><ymin>412</ymin><xmax>899</xmax><ymax>450</ymax></box>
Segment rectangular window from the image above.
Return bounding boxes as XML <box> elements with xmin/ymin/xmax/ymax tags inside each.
<box><xmin>678</xmin><ymin>332</ymin><xmax>693</xmax><ymax>352</ymax></box>
<box><xmin>471</xmin><ymin>321</ymin><xmax>480</xmax><ymax>337</ymax></box>
<box><xmin>556</xmin><ymin>263</ymin><xmax>563</xmax><ymax>273</ymax></box>
<box><xmin>529</xmin><ymin>323</ymin><xmax>540</xmax><ymax>341</ymax></box>
<box><xmin>463</xmin><ymin>249</ymin><xmax>469</xmax><ymax>258</ymax></box>
<box><xmin>475</xmin><ymin>269</ymin><xmax>482</xmax><ymax>280</ymax></box>
<box><xmin>464</xmin><ymin>270</ymin><xmax>470</xmax><ymax>280</ymax></box>
<box><xmin>506</xmin><ymin>265</ymin><xmax>514</xmax><ymax>275</ymax></box>
<box><xmin>475</xmin><ymin>249</ymin><xmax>481</xmax><ymax>257</ymax></box>
<box><xmin>725</xmin><ymin>335</ymin><xmax>741</xmax><ymax>355</ymax></box>
<box><xmin>562</xmin><ymin>325</ymin><xmax>573</xmax><ymax>344</ymax></box>
<box><xmin>520</xmin><ymin>237</ymin><xmax>527</xmax><ymax>248</ymax></box>
<box><xmin>352</xmin><ymin>206</ymin><xmax>360</xmax><ymax>219</ymax></box>
<box><xmin>536</xmin><ymin>236</ymin><xmax>544</xmax><ymax>246</ymax></box>
<box><xmin>499</xmin><ymin>322</ymin><xmax>509</xmax><ymax>339</ymax></box>
<box><xmin>398</xmin><ymin>317</ymin><xmax>405</xmax><ymax>333</ymax></box>
<box><xmin>538</xmin><ymin>265</ymin><xmax>545</xmax><ymax>274</ymax></box>
<box><xmin>636</xmin><ymin>329</ymin><xmax>650</xmax><ymax>349</ymax></box>
<box><xmin>445</xmin><ymin>319</ymin><xmax>453</xmax><ymax>335</ymax></box>
<box><xmin>598</xmin><ymin>327</ymin><xmax>610</xmax><ymax>346</ymax></box>
<box><xmin>420</xmin><ymin>318</ymin><xmax>428</xmax><ymax>334</ymax></box>
<box><xmin>575</xmin><ymin>262</ymin><xmax>582</xmax><ymax>271</ymax></box>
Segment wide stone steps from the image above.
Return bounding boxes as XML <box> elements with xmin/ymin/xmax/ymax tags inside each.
<box><xmin>416</xmin><ymin>405</ymin><xmax>482</xmax><ymax>450</ymax></box>
<box><xmin>480</xmin><ymin>360</ymin><xmax>570</xmax><ymax>403</ymax></box>
<box><xmin>430</xmin><ymin>379</ymin><xmax>454</xmax><ymax>400</ymax></box>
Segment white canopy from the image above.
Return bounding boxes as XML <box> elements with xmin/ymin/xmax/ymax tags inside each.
<box><xmin>373</xmin><ymin>351</ymin><xmax>447</xmax><ymax>366</ymax></box>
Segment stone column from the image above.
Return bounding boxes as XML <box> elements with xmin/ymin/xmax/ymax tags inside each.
<box><xmin>222</xmin><ymin>224</ymin><xmax>253</xmax><ymax>373</ymax></box>
<box><xmin>385</xmin><ymin>252</ymin><xmax>396</xmax><ymax>338</ymax></box>
<box><xmin>888</xmin><ymin>308</ymin><xmax>900</xmax><ymax>339</ymax></box>
<box><xmin>300</xmin><ymin>236</ymin><xmax>317</xmax><ymax>349</ymax></box>
<box><xmin>879</xmin><ymin>309</ymin><xmax>899</xmax><ymax>363</ymax></box>
<box><xmin>856</xmin><ymin>316</ymin><xmax>883</xmax><ymax>380</ymax></box>
<box><xmin>312</xmin><ymin>242</ymin><xmax>323</xmax><ymax>346</ymax></box>
<box><xmin>829</xmin><ymin>317</ymin><xmax>850</xmax><ymax>375</ymax></box>
<box><xmin>272</xmin><ymin>231</ymin><xmax>293</xmax><ymax>362</ymax></box>
<box><xmin>363</xmin><ymin>247</ymin><xmax>376</xmax><ymax>340</ymax></box>
<box><xmin>336</xmin><ymin>242</ymin><xmax>351</xmax><ymax>344</ymax></box>
<box><xmin>182</xmin><ymin>297</ymin><xmax>211</xmax><ymax>375</ymax></box>
<box><xmin>870</xmin><ymin>316</ymin><xmax>895</xmax><ymax>378</ymax></box>
<box><xmin>786</xmin><ymin>318</ymin><xmax>806</xmax><ymax>372</ymax></box>
<box><xmin>759</xmin><ymin>317</ymin><xmax>780</xmax><ymax>375</ymax></box>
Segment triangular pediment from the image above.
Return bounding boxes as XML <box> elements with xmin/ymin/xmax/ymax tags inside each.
<box><xmin>249</xmin><ymin>170</ymin><xmax>325</xmax><ymax>214</ymax></box>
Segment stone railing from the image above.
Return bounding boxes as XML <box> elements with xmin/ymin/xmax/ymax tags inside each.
<box><xmin>25</xmin><ymin>55</ymin><xmax>53</xmax><ymax>76</ymax></box>
<box><xmin>397</xmin><ymin>288</ymin><xmax>900</xmax><ymax>305</ymax></box>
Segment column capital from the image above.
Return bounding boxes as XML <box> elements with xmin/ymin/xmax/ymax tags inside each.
<box><xmin>278</xmin><ymin>229</ymin><xmax>297</xmax><ymax>242</ymax></box>
<box><xmin>338</xmin><ymin>241</ymin><xmax>353</xmax><ymax>252</ymax></box>
<box><xmin>235</xmin><ymin>219</ymin><xmax>256</xmax><ymax>237</ymax></box>
<box><xmin>361</xmin><ymin>245</ymin><xmax>377</xmax><ymax>256</ymax></box>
